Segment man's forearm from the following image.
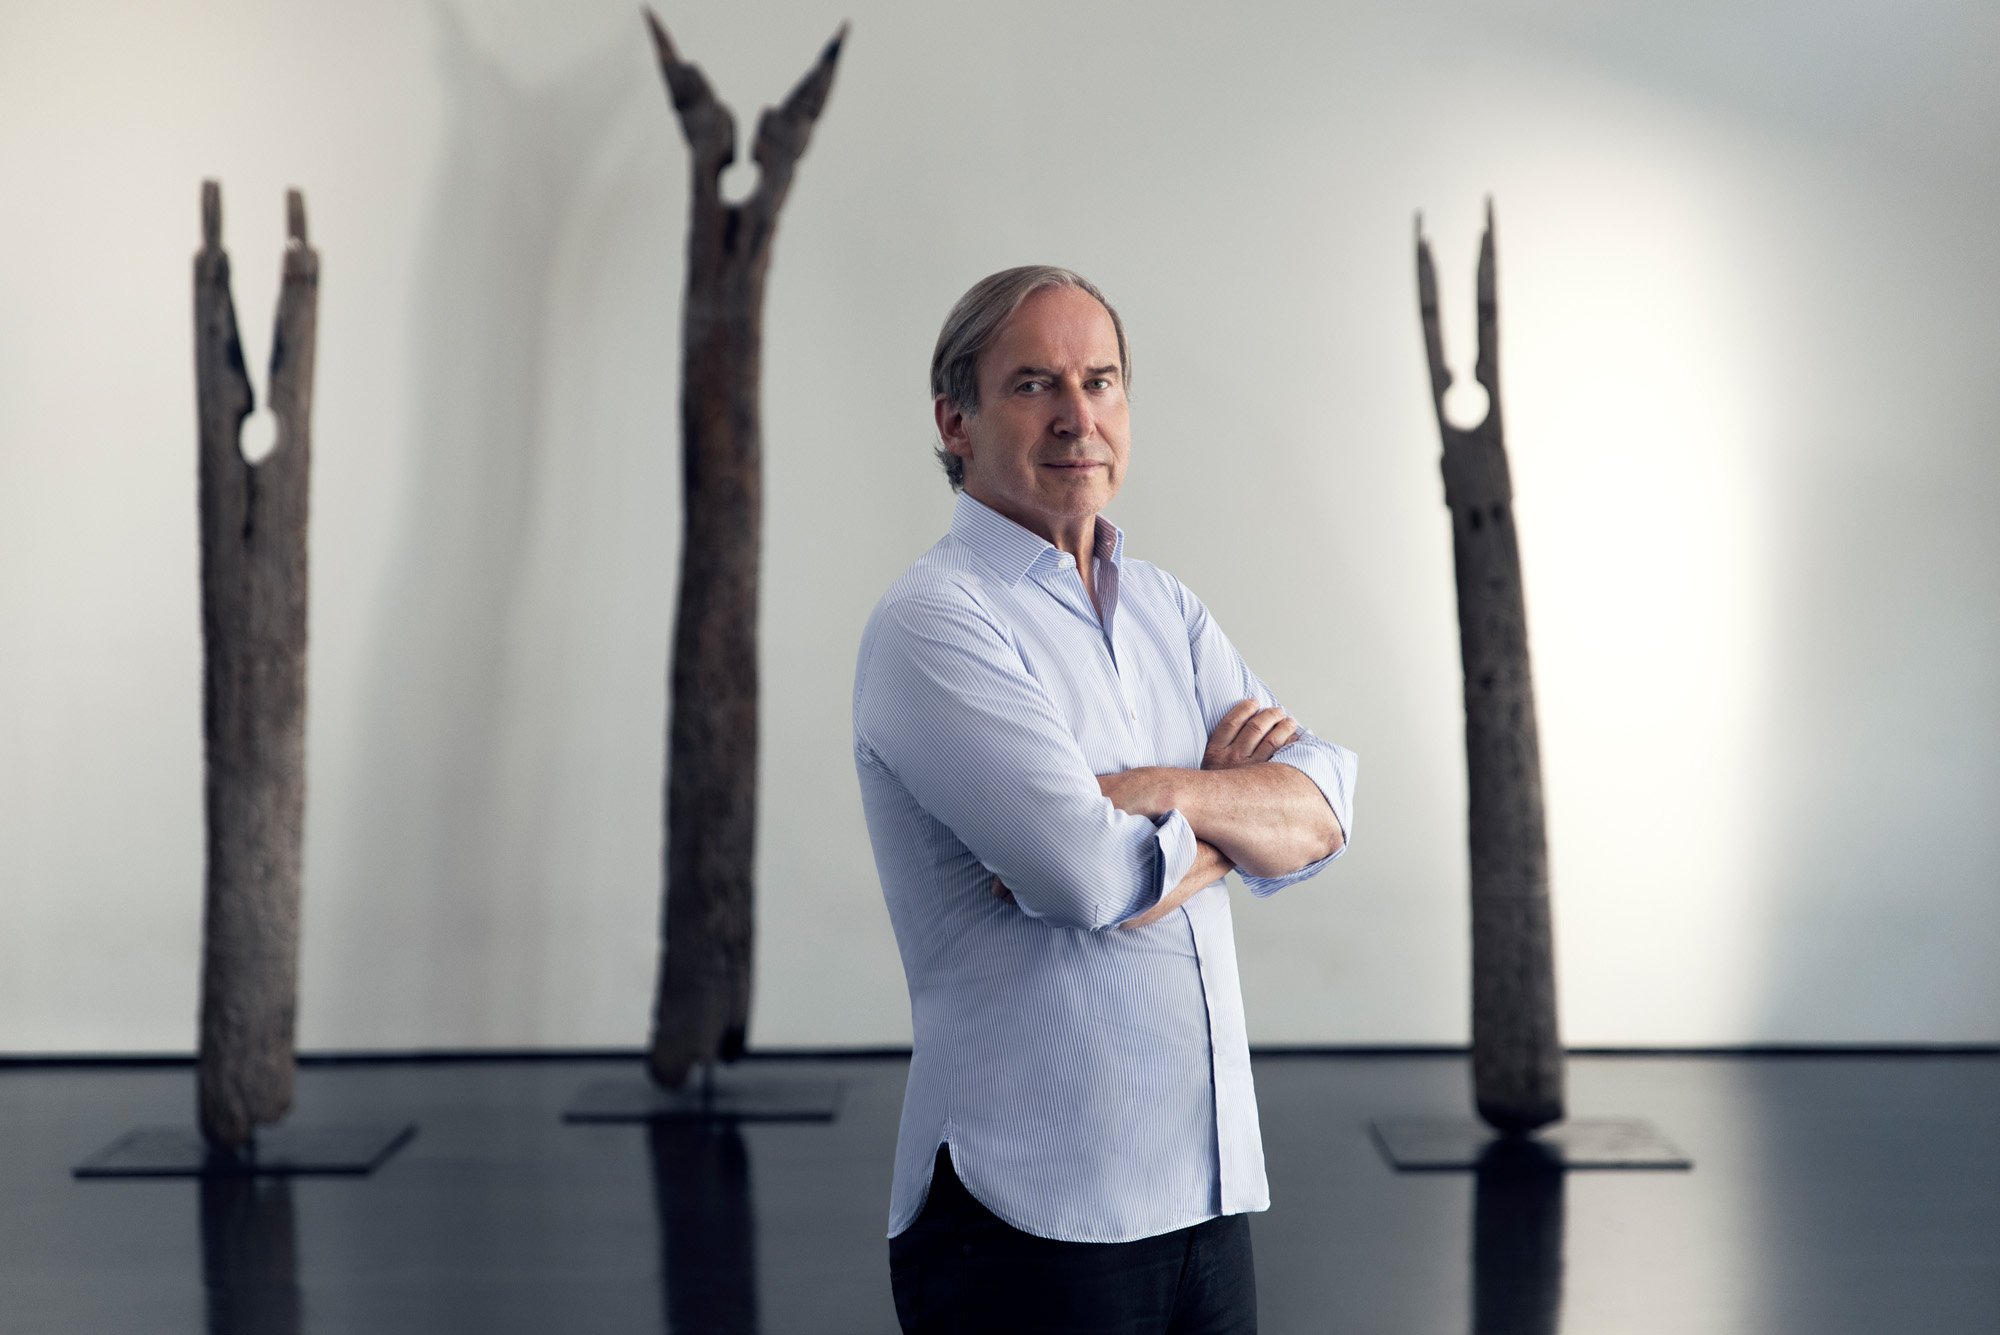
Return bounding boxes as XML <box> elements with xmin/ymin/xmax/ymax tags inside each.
<box><xmin>1104</xmin><ymin>764</ymin><xmax>1342</xmax><ymax>879</ymax></box>
<box><xmin>1119</xmin><ymin>839</ymin><xmax>1231</xmax><ymax>930</ymax></box>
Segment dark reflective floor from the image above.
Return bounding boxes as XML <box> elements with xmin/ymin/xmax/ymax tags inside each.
<box><xmin>3</xmin><ymin>1053</ymin><xmax>1995</xmax><ymax>1333</ymax></box>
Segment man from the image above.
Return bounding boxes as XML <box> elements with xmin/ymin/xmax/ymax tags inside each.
<box><xmin>853</xmin><ymin>266</ymin><xmax>1357</xmax><ymax>1333</ymax></box>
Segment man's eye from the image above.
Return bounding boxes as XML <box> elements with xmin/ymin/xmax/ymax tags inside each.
<box><xmin>1086</xmin><ymin>378</ymin><xmax>1112</xmax><ymax>391</ymax></box>
<box><xmin>1017</xmin><ymin>381</ymin><xmax>1047</xmax><ymax>394</ymax></box>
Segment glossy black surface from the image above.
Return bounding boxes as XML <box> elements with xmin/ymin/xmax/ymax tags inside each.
<box><xmin>73</xmin><ymin>1123</ymin><xmax>417</xmax><ymax>1177</ymax></box>
<box><xmin>4</xmin><ymin>1053</ymin><xmax>1995</xmax><ymax>1333</ymax></box>
<box><xmin>1370</xmin><ymin>1115</ymin><xmax>1691</xmax><ymax>1169</ymax></box>
<box><xmin>563</xmin><ymin>1072</ymin><xmax>842</xmax><ymax>1123</ymax></box>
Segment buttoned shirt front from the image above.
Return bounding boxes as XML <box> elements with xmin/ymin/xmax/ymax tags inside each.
<box><xmin>854</xmin><ymin>493</ymin><xmax>1357</xmax><ymax>1244</ymax></box>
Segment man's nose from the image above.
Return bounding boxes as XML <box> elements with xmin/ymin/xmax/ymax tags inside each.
<box><xmin>1049</xmin><ymin>383</ymin><xmax>1094</xmax><ymax>437</ymax></box>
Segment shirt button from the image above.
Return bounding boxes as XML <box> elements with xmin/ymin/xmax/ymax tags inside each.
<box><xmin>1128</xmin><ymin>707</ymin><xmax>1138</xmax><ymax>721</ymax></box>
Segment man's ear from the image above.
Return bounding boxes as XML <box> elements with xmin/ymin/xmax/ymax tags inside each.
<box><xmin>934</xmin><ymin>394</ymin><xmax>972</xmax><ymax>464</ymax></box>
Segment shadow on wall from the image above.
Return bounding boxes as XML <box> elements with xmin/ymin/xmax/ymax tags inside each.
<box><xmin>344</xmin><ymin>2</ymin><xmax>644</xmax><ymax>1041</ymax></box>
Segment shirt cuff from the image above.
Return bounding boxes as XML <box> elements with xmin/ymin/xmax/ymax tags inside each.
<box><xmin>1237</xmin><ymin>736</ymin><xmax>1356</xmax><ymax>898</ymax></box>
<box><xmin>1153</xmin><ymin>808</ymin><xmax>1197</xmax><ymax>904</ymax></box>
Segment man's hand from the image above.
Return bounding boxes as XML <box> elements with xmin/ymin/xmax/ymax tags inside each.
<box><xmin>1093</xmin><ymin>699</ymin><xmax>1305</xmax><ymax>824</ymax></box>
<box><xmin>1091</xmin><ymin>700</ymin><xmax>1298</xmax><ymax>821</ymax></box>
<box><xmin>1203</xmin><ymin>698</ymin><xmax>1298</xmax><ymax>770</ymax></box>
<box><xmin>1118</xmin><ymin>839</ymin><xmax>1232</xmax><ymax>929</ymax></box>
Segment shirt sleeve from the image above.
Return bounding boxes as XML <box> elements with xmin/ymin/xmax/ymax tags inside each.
<box><xmin>1174</xmin><ymin>575</ymin><xmax>1357</xmax><ymax>897</ymax></box>
<box><xmin>855</xmin><ymin>586</ymin><xmax>1199</xmax><ymax>930</ymax></box>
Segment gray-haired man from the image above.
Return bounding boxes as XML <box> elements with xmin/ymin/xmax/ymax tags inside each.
<box><xmin>855</xmin><ymin>266</ymin><xmax>1357</xmax><ymax>1332</ymax></box>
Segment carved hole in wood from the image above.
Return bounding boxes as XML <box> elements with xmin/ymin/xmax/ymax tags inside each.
<box><xmin>239</xmin><ymin>410</ymin><xmax>279</xmax><ymax>465</ymax></box>
<box><xmin>720</xmin><ymin>159</ymin><xmax>759</xmax><ymax>204</ymax></box>
<box><xmin>1443</xmin><ymin>378</ymin><xmax>1490</xmax><ymax>431</ymax></box>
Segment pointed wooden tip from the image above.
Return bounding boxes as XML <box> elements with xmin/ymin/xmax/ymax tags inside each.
<box><xmin>799</xmin><ymin>19</ymin><xmax>847</xmax><ymax>95</ymax></box>
<box><xmin>1478</xmin><ymin>199</ymin><xmax>1497</xmax><ymax>287</ymax></box>
<box><xmin>642</xmin><ymin>7</ymin><xmax>679</xmax><ymax>66</ymax></box>
<box><xmin>285</xmin><ymin>189</ymin><xmax>308</xmax><ymax>246</ymax></box>
<box><xmin>201</xmin><ymin>180</ymin><xmax>221</xmax><ymax>247</ymax></box>
<box><xmin>775</xmin><ymin>19</ymin><xmax>846</xmax><ymax>125</ymax></box>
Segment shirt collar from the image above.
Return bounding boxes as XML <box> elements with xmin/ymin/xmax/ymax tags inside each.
<box><xmin>950</xmin><ymin>493</ymin><xmax>1125</xmax><ymax>585</ymax></box>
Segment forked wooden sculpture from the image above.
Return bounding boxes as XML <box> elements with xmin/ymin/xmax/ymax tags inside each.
<box><xmin>193</xmin><ymin>183</ymin><xmax>318</xmax><ymax>1149</ymax></box>
<box><xmin>643</xmin><ymin>12</ymin><xmax>845</xmax><ymax>1088</ymax></box>
<box><xmin>1416</xmin><ymin>203</ymin><xmax>1565</xmax><ymax>1133</ymax></box>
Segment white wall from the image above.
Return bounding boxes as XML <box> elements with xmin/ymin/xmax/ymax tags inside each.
<box><xmin>3</xmin><ymin>0</ymin><xmax>1995</xmax><ymax>1053</ymax></box>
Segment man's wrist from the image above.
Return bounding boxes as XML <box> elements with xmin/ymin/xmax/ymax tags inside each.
<box><xmin>1164</xmin><ymin>766</ymin><xmax>1213</xmax><ymax>830</ymax></box>
<box><xmin>1100</xmin><ymin>765</ymin><xmax>1188</xmax><ymax>820</ymax></box>
<box><xmin>1149</xmin><ymin>766</ymin><xmax>1187</xmax><ymax>820</ymax></box>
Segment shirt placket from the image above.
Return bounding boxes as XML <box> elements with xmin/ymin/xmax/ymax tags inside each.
<box><xmin>1041</xmin><ymin>554</ymin><xmax>1142</xmax><ymax>742</ymax></box>
<box><xmin>1185</xmin><ymin>887</ymin><xmax>1264</xmax><ymax>1213</ymax></box>
<box><xmin>1095</xmin><ymin>553</ymin><xmax>1141</xmax><ymax>734</ymax></box>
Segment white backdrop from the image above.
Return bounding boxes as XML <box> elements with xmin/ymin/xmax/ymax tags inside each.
<box><xmin>3</xmin><ymin>0</ymin><xmax>1995</xmax><ymax>1052</ymax></box>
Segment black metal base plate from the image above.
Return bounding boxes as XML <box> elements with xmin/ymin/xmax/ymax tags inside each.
<box><xmin>73</xmin><ymin>1123</ymin><xmax>417</xmax><ymax>1178</ymax></box>
<box><xmin>563</xmin><ymin>1073</ymin><xmax>843</xmax><ymax>1123</ymax></box>
<box><xmin>1371</xmin><ymin>1117</ymin><xmax>1691</xmax><ymax>1171</ymax></box>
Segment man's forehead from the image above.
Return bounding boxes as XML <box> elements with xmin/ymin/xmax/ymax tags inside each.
<box><xmin>984</xmin><ymin>288</ymin><xmax>1120</xmax><ymax>371</ymax></box>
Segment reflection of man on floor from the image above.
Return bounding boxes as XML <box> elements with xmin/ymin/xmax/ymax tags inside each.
<box><xmin>855</xmin><ymin>266</ymin><xmax>1357</xmax><ymax>1333</ymax></box>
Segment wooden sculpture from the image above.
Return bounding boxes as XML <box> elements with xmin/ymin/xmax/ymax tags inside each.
<box><xmin>1416</xmin><ymin>203</ymin><xmax>1565</xmax><ymax>1133</ymax></box>
<box><xmin>194</xmin><ymin>183</ymin><xmax>318</xmax><ymax>1149</ymax></box>
<box><xmin>643</xmin><ymin>12</ymin><xmax>845</xmax><ymax>1087</ymax></box>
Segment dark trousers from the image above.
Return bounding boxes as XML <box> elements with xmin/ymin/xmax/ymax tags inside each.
<box><xmin>889</xmin><ymin>1146</ymin><xmax>1257</xmax><ymax>1335</ymax></box>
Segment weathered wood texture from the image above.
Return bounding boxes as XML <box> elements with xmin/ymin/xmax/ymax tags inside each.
<box><xmin>1416</xmin><ymin>204</ymin><xmax>1565</xmax><ymax>1133</ymax></box>
<box><xmin>194</xmin><ymin>184</ymin><xmax>318</xmax><ymax>1149</ymax></box>
<box><xmin>644</xmin><ymin>13</ymin><xmax>844</xmax><ymax>1087</ymax></box>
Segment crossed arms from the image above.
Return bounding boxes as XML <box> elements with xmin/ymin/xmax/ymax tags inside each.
<box><xmin>1109</xmin><ymin>699</ymin><xmax>1344</xmax><ymax>927</ymax></box>
<box><xmin>856</xmin><ymin>577</ymin><xmax>1355</xmax><ymax>933</ymax></box>
<box><xmin>996</xmin><ymin>698</ymin><xmax>1346</xmax><ymax>929</ymax></box>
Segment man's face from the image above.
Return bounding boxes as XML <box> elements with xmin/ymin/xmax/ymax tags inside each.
<box><xmin>937</xmin><ymin>285</ymin><xmax>1130</xmax><ymax>546</ymax></box>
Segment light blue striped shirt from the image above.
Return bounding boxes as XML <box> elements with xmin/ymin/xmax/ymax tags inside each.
<box><xmin>854</xmin><ymin>494</ymin><xmax>1357</xmax><ymax>1244</ymax></box>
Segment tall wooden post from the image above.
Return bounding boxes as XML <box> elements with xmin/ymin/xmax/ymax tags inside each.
<box><xmin>1416</xmin><ymin>203</ymin><xmax>1565</xmax><ymax>1133</ymax></box>
<box><xmin>643</xmin><ymin>13</ymin><xmax>844</xmax><ymax>1087</ymax></box>
<box><xmin>194</xmin><ymin>184</ymin><xmax>318</xmax><ymax>1149</ymax></box>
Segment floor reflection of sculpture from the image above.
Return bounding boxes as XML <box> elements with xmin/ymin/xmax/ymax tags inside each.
<box><xmin>194</xmin><ymin>182</ymin><xmax>318</xmax><ymax>1152</ymax></box>
<box><xmin>649</xmin><ymin>1122</ymin><xmax>760</xmax><ymax>1334</ymax></box>
<box><xmin>1417</xmin><ymin>202</ymin><xmax>1564</xmax><ymax>1134</ymax></box>
<box><xmin>641</xmin><ymin>10</ymin><xmax>845</xmax><ymax>1090</ymax></box>
<box><xmin>199</xmin><ymin>1175</ymin><xmax>303</xmax><ymax>1335</ymax></box>
<box><xmin>1471</xmin><ymin>1136</ymin><xmax>1566</xmax><ymax>1335</ymax></box>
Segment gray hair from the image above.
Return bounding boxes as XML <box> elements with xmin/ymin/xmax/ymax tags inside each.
<box><xmin>929</xmin><ymin>266</ymin><xmax>1131</xmax><ymax>491</ymax></box>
